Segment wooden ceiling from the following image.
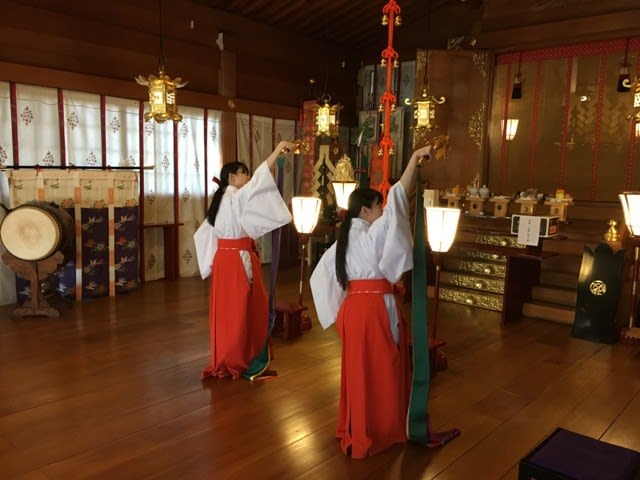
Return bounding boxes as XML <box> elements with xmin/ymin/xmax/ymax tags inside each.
<box><xmin>195</xmin><ymin>0</ymin><xmax>484</xmax><ymax>54</ymax></box>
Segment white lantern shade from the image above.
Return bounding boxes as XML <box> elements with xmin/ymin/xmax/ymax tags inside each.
<box><xmin>619</xmin><ymin>192</ymin><xmax>640</xmax><ymax>237</ymax></box>
<box><xmin>425</xmin><ymin>207</ymin><xmax>461</xmax><ymax>253</ymax></box>
<box><xmin>501</xmin><ymin>118</ymin><xmax>519</xmax><ymax>141</ymax></box>
<box><xmin>332</xmin><ymin>181</ymin><xmax>358</xmax><ymax>210</ymax></box>
<box><xmin>635</xmin><ymin>122</ymin><xmax>640</xmax><ymax>138</ymax></box>
<box><xmin>292</xmin><ymin>196</ymin><xmax>322</xmax><ymax>235</ymax></box>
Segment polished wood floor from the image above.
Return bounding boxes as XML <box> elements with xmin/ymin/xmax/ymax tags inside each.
<box><xmin>1</xmin><ymin>266</ymin><xmax>640</xmax><ymax>479</ymax></box>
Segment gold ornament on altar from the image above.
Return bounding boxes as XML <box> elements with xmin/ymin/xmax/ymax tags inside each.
<box><xmin>589</xmin><ymin>280</ymin><xmax>607</xmax><ymax>296</ymax></box>
<box><xmin>334</xmin><ymin>155</ymin><xmax>355</xmax><ymax>181</ymax></box>
<box><xmin>332</xmin><ymin>154</ymin><xmax>358</xmax><ymax>210</ymax></box>
<box><xmin>604</xmin><ymin>219</ymin><xmax>620</xmax><ymax>242</ymax></box>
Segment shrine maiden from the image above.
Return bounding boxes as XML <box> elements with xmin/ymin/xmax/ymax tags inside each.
<box><xmin>310</xmin><ymin>144</ymin><xmax>433</xmax><ymax>458</ymax></box>
<box><xmin>194</xmin><ymin>140</ymin><xmax>294</xmax><ymax>381</ymax></box>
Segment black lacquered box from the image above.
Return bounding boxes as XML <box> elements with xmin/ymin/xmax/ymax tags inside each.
<box><xmin>519</xmin><ymin>428</ymin><xmax>640</xmax><ymax>480</ymax></box>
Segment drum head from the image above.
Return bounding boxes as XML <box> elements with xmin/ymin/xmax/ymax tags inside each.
<box><xmin>0</xmin><ymin>206</ymin><xmax>61</xmax><ymax>261</ymax></box>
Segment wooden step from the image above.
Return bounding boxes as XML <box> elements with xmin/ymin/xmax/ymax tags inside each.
<box><xmin>522</xmin><ymin>300</ymin><xmax>575</xmax><ymax>325</ymax></box>
<box><xmin>539</xmin><ymin>270</ymin><xmax>579</xmax><ymax>288</ymax></box>
<box><xmin>531</xmin><ymin>285</ymin><xmax>576</xmax><ymax>307</ymax></box>
<box><xmin>541</xmin><ymin>254</ymin><xmax>582</xmax><ymax>274</ymax></box>
<box><xmin>543</xmin><ymin>237</ymin><xmax>602</xmax><ymax>256</ymax></box>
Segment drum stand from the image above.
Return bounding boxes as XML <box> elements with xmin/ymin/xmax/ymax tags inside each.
<box><xmin>1</xmin><ymin>250</ymin><xmax>65</xmax><ymax>317</ymax></box>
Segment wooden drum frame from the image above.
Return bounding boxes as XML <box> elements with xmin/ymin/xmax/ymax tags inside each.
<box><xmin>0</xmin><ymin>201</ymin><xmax>74</xmax><ymax>263</ymax></box>
<box><xmin>0</xmin><ymin>201</ymin><xmax>74</xmax><ymax>317</ymax></box>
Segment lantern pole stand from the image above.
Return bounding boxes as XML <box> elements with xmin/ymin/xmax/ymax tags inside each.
<box><xmin>431</xmin><ymin>251</ymin><xmax>442</xmax><ymax>341</ymax></box>
<box><xmin>297</xmin><ymin>233</ymin><xmax>311</xmax><ymax>307</ymax></box>
<box><xmin>621</xmin><ymin>239</ymin><xmax>640</xmax><ymax>343</ymax></box>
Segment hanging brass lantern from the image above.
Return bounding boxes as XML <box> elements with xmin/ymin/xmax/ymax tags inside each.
<box><xmin>135</xmin><ymin>66</ymin><xmax>187</xmax><ymax>123</ymax></box>
<box><xmin>135</xmin><ymin>0</ymin><xmax>187</xmax><ymax>123</ymax></box>
<box><xmin>407</xmin><ymin>87</ymin><xmax>446</xmax><ymax>131</ymax></box>
<box><xmin>314</xmin><ymin>95</ymin><xmax>342</xmax><ymax>137</ymax></box>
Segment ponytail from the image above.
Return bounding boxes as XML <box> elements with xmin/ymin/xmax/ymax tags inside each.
<box><xmin>335</xmin><ymin>214</ymin><xmax>353</xmax><ymax>290</ymax></box>
<box><xmin>206</xmin><ymin>161</ymin><xmax>249</xmax><ymax>226</ymax></box>
<box><xmin>335</xmin><ymin>187</ymin><xmax>383</xmax><ymax>289</ymax></box>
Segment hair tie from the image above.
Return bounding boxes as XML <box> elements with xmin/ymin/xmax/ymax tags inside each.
<box><xmin>212</xmin><ymin>176</ymin><xmax>222</xmax><ymax>186</ymax></box>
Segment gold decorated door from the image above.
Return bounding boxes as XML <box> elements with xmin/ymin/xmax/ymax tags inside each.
<box><xmin>414</xmin><ymin>48</ymin><xmax>493</xmax><ymax>193</ymax></box>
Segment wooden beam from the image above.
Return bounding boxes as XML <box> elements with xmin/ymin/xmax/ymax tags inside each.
<box><xmin>477</xmin><ymin>9</ymin><xmax>640</xmax><ymax>50</ymax></box>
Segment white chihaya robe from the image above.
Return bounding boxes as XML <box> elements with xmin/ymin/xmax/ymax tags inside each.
<box><xmin>309</xmin><ymin>182</ymin><xmax>413</xmax><ymax>342</ymax></box>
<box><xmin>193</xmin><ymin>161</ymin><xmax>292</xmax><ymax>279</ymax></box>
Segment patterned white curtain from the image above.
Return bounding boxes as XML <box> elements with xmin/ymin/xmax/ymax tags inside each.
<box><xmin>252</xmin><ymin>115</ymin><xmax>273</xmax><ymax>263</ymax></box>
<box><xmin>0</xmin><ymin>82</ymin><xmax>10</xmax><ymax>168</ymax></box>
<box><xmin>16</xmin><ymin>84</ymin><xmax>61</xmax><ymax>166</ymax></box>
<box><xmin>63</xmin><ymin>90</ymin><xmax>102</xmax><ymax>167</ymax></box>
<box><xmin>236</xmin><ymin>113</ymin><xmax>250</xmax><ymax>166</ymax></box>
<box><xmin>206</xmin><ymin>111</ymin><xmax>223</xmax><ymax>204</ymax></box>
<box><xmin>0</xmin><ymin>79</ymin><xmax>293</xmax><ymax>298</ymax></box>
<box><xmin>0</xmin><ymin>82</ymin><xmax>14</xmax><ymax>305</ymax></box>
<box><xmin>105</xmin><ymin>96</ymin><xmax>140</xmax><ymax>167</ymax></box>
<box><xmin>177</xmin><ymin>106</ymin><xmax>206</xmax><ymax>278</ymax></box>
<box><xmin>185</xmin><ymin>110</ymin><xmax>223</xmax><ymax>279</ymax></box>
<box><xmin>235</xmin><ymin>114</ymin><xmax>296</xmax><ymax>264</ymax></box>
<box><xmin>142</xmin><ymin>119</ymin><xmax>174</xmax><ymax>281</ymax></box>
<box><xmin>0</xmin><ymin>174</ymin><xmax>12</xmax><ymax>306</ymax></box>
<box><xmin>236</xmin><ymin>113</ymin><xmax>268</xmax><ymax>261</ymax></box>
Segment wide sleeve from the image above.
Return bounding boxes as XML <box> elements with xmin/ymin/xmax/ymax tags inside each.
<box><xmin>309</xmin><ymin>243</ymin><xmax>345</xmax><ymax>329</ymax></box>
<box><xmin>238</xmin><ymin>161</ymin><xmax>292</xmax><ymax>238</ymax></box>
<box><xmin>370</xmin><ymin>182</ymin><xmax>413</xmax><ymax>283</ymax></box>
<box><xmin>193</xmin><ymin>219</ymin><xmax>218</xmax><ymax>279</ymax></box>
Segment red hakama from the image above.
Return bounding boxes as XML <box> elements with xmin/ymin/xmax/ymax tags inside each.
<box><xmin>336</xmin><ymin>278</ymin><xmax>410</xmax><ymax>458</ymax></box>
<box><xmin>201</xmin><ymin>237</ymin><xmax>269</xmax><ymax>380</ymax></box>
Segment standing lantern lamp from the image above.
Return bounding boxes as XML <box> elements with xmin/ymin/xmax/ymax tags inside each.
<box><xmin>291</xmin><ymin>197</ymin><xmax>322</xmax><ymax>307</ymax></box>
<box><xmin>619</xmin><ymin>192</ymin><xmax>640</xmax><ymax>342</ymax></box>
<box><xmin>332</xmin><ymin>182</ymin><xmax>358</xmax><ymax>210</ymax></box>
<box><xmin>425</xmin><ymin>206</ymin><xmax>461</xmax><ymax>359</ymax></box>
<box><xmin>273</xmin><ymin>196</ymin><xmax>322</xmax><ymax>341</ymax></box>
<box><xmin>331</xmin><ymin>154</ymin><xmax>358</xmax><ymax>211</ymax></box>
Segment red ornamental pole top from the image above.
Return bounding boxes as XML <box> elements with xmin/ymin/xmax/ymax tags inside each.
<box><xmin>377</xmin><ymin>0</ymin><xmax>401</xmax><ymax>203</ymax></box>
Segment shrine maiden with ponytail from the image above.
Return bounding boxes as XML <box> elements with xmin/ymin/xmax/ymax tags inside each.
<box><xmin>310</xmin><ymin>144</ymin><xmax>433</xmax><ymax>458</ymax></box>
<box><xmin>194</xmin><ymin>141</ymin><xmax>294</xmax><ymax>381</ymax></box>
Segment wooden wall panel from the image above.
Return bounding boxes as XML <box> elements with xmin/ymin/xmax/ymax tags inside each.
<box><xmin>1</xmin><ymin>0</ymin><xmax>359</xmax><ymax>121</ymax></box>
<box><xmin>479</xmin><ymin>0</ymin><xmax>640</xmax><ymax>51</ymax></box>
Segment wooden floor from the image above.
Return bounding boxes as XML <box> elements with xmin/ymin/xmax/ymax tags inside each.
<box><xmin>1</xmin><ymin>266</ymin><xmax>640</xmax><ymax>479</ymax></box>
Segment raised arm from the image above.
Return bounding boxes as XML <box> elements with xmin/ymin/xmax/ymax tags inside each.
<box><xmin>265</xmin><ymin>140</ymin><xmax>296</xmax><ymax>170</ymax></box>
<box><xmin>398</xmin><ymin>144</ymin><xmax>433</xmax><ymax>194</ymax></box>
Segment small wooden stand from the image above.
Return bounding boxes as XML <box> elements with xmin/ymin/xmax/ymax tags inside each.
<box><xmin>430</xmin><ymin>338</ymin><xmax>447</xmax><ymax>376</ymax></box>
<box><xmin>514</xmin><ymin>198</ymin><xmax>539</xmax><ymax>215</ymax></box>
<box><xmin>1</xmin><ymin>250</ymin><xmax>65</xmax><ymax>317</ymax></box>
<box><xmin>442</xmin><ymin>194</ymin><xmax>465</xmax><ymax>209</ymax></box>
<box><xmin>273</xmin><ymin>300</ymin><xmax>309</xmax><ymax>340</ymax></box>
<box><xmin>465</xmin><ymin>196</ymin><xmax>486</xmax><ymax>216</ymax></box>
<box><xmin>544</xmin><ymin>199</ymin><xmax>572</xmax><ymax>222</ymax></box>
<box><xmin>489</xmin><ymin>197</ymin><xmax>511</xmax><ymax>217</ymax></box>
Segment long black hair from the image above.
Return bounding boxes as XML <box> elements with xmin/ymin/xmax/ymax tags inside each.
<box><xmin>335</xmin><ymin>187</ymin><xmax>383</xmax><ymax>289</ymax></box>
<box><xmin>206</xmin><ymin>161</ymin><xmax>250</xmax><ymax>226</ymax></box>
